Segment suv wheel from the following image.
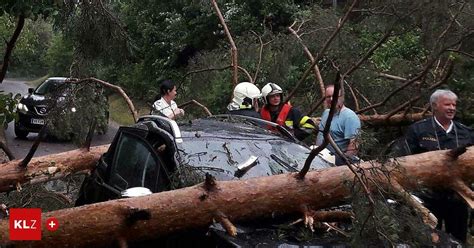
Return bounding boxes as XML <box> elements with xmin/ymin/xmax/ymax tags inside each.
<box><xmin>14</xmin><ymin>125</ymin><xmax>29</xmax><ymax>139</ymax></box>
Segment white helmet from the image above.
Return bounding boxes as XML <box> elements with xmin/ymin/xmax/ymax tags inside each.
<box><xmin>261</xmin><ymin>83</ymin><xmax>283</xmax><ymax>104</ymax></box>
<box><xmin>227</xmin><ymin>82</ymin><xmax>261</xmax><ymax>111</ymax></box>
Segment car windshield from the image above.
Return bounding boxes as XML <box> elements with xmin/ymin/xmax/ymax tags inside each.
<box><xmin>34</xmin><ymin>79</ymin><xmax>66</xmax><ymax>95</ymax></box>
<box><xmin>177</xmin><ymin>119</ymin><xmax>331</xmax><ymax>182</ymax></box>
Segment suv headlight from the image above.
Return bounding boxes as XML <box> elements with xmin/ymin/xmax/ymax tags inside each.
<box><xmin>17</xmin><ymin>103</ymin><xmax>29</xmax><ymax>113</ymax></box>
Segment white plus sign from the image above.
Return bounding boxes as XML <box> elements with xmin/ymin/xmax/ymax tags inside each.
<box><xmin>49</xmin><ymin>221</ymin><xmax>56</xmax><ymax>228</ymax></box>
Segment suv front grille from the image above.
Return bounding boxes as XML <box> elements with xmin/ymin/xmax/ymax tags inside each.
<box><xmin>34</xmin><ymin>106</ymin><xmax>48</xmax><ymax>116</ymax></box>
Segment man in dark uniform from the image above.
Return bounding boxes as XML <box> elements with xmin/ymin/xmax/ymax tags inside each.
<box><xmin>403</xmin><ymin>89</ymin><xmax>473</xmax><ymax>243</ymax></box>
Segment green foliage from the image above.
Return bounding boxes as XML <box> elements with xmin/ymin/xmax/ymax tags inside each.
<box><xmin>45</xmin><ymin>82</ymin><xmax>108</xmax><ymax>145</ymax></box>
<box><xmin>0</xmin><ymin>0</ymin><xmax>60</xmax><ymax>19</ymax></box>
<box><xmin>360</xmin><ymin>30</ymin><xmax>426</xmax><ymax>72</ymax></box>
<box><xmin>449</xmin><ymin>60</ymin><xmax>474</xmax><ymax>126</ymax></box>
<box><xmin>351</xmin><ymin>183</ymin><xmax>432</xmax><ymax>247</ymax></box>
<box><xmin>0</xmin><ymin>91</ymin><xmax>20</xmax><ymax>128</ymax></box>
<box><xmin>44</xmin><ymin>33</ymin><xmax>73</xmax><ymax>76</ymax></box>
<box><xmin>0</xmin><ymin>13</ymin><xmax>57</xmax><ymax>77</ymax></box>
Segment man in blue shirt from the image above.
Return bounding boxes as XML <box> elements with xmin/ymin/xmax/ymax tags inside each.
<box><xmin>316</xmin><ymin>84</ymin><xmax>361</xmax><ymax>165</ymax></box>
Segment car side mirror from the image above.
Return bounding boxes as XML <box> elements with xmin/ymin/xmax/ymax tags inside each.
<box><xmin>120</xmin><ymin>187</ymin><xmax>152</xmax><ymax>198</ymax></box>
<box><xmin>28</xmin><ymin>88</ymin><xmax>34</xmax><ymax>94</ymax></box>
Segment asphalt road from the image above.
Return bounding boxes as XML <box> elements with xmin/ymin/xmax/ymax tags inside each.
<box><xmin>1</xmin><ymin>78</ymin><xmax>119</xmax><ymax>159</ymax></box>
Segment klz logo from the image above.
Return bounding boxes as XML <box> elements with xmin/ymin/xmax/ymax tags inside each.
<box><xmin>9</xmin><ymin>208</ymin><xmax>42</xmax><ymax>240</ymax></box>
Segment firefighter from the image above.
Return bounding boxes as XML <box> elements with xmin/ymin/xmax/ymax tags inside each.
<box><xmin>227</xmin><ymin>82</ymin><xmax>262</xmax><ymax>118</ymax></box>
<box><xmin>260</xmin><ymin>82</ymin><xmax>315</xmax><ymax>141</ymax></box>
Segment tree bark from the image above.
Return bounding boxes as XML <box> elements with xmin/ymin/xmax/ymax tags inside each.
<box><xmin>0</xmin><ymin>147</ymin><xmax>472</xmax><ymax>247</ymax></box>
<box><xmin>0</xmin><ymin>110</ymin><xmax>429</xmax><ymax>192</ymax></box>
<box><xmin>0</xmin><ymin>145</ymin><xmax>108</xmax><ymax>192</ymax></box>
<box><xmin>358</xmin><ymin>112</ymin><xmax>429</xmax><ymax>126</ymax></box>
<box><xmin>0</xmin><ymin>15</ymin><xmax>25</xmax><ymax>84</ymax></box>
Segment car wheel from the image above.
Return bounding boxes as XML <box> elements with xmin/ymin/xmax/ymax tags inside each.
<box><xmin>14</xmin><ymin>125</ymin><xmax>29</xmax><ymax>139</ymax></box>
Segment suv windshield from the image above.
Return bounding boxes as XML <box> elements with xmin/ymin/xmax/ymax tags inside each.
<box><xmin>34</xmin><ymin>79</ymin><xmax>66</xmax><ymax>95</ymax></box>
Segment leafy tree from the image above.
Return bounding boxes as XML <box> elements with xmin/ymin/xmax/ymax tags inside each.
<box><xmin>0</xmin><ymin>91</ymin><xmax>20</xmax><ymax>128</ymax></box>
<box><xmin>44</xmin><ymin>32</ymin><xmax>73</xmax><ymax>76</ymax></box>
<box><xmin>0</xmin><ymin>0</ymin><xmax>61</xmax><ymax>82</ymax></box>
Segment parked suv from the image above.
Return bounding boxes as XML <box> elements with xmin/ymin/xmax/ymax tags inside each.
<box><xmin>14</xmin><ymin>77</ymin><xmax>69</xmax><ymax>138</ymax></box>
<box><xmin>15</xmin><ymin>77</ymin><xmax>108</xmax><ymax>138</ymax></box>
<box><xmin>76</xmin><ymin>115</ymin><xmax>338</xmax><ymax>246</ymax></box>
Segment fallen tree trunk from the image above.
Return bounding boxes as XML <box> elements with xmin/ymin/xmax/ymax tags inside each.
<box><xmin>0</xmin><ymin>147</ymin><xmax>472</xmax><ymax>247</ymax></box>
<box><xmin>358</xmin><ymin>112</ymin><xmax>429</xmax><ymax>126</ymax></box>
<box><xmin>0</xmin><ymin>145</ymin><xmax>108</xmax><ymax>192</ymax></box>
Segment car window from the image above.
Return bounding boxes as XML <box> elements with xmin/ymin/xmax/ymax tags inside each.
<box><xmin>109</xmin><ymin>132</ymin><xmax>164</xmax><ymax>191</ymax></box>
<box><xmin>35</xmin><ymin>79</ymin><xmax>74</xmax><ymax>96</ymax></box>
<box><xmin>35</xmin><ymin>80</ymin><xmax>63</xmax><ymax>95</ymax></box>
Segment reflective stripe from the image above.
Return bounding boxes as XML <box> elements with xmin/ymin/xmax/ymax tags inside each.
<box><xmin>300</xmin><ymin>116</ymin><xmax>310</xmax><ymax>125</ymax></box>
<box><xmin>300</xmin><ymin>115</ymin><xmax>315</xmax><ymax>129</ymax></box>
<box><xmin>285</xmin><ymin>120</ymin><xmax>293</xmax><ymax>128</ymax></box>
<box><xmin>239</xmin><ymin>104</ymin><xmax>252</xmax><ymax>109</ymax></box>
<box><xmin>301</xmin><ymin>123</ymin><xmax>315</xmax><ymax>129</ymax></box>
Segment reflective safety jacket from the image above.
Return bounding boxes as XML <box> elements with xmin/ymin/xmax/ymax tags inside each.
<box><xmin>260</xmin><ymin>103</ymin><xmax>292</xmax><ymax>127</ymax></box>
<box><xmin>260</xmin><ymin>104</ymin><xmax>316</xmax><ymax>141</ymax></box>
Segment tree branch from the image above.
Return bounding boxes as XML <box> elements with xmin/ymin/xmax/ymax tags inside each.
<box><xmin>250</xmin><ymin>30</ymin><xmax>272</xmax><ymax>83</ymax></box>
<box><xmin>70</xmin><ymin>78</ymin><xmax>138</xmax><ymax>122</ymax></box>
<box><xmin>285</xmin><ymin>0</ymin><xmax>359</xmax><ymax>103</ymax></box>
<box><xmin>298</xmin><ymin>81</ymin><xmax>342</xmax><ymax>178</ymax></box>
<box><xmin>344</xmin><ymin>80</ymin><xmax>359</xmax><ymax>111</ymax></box>
<box><xmin>288</xmin><ymin>21</ymin><xmax>325</xmax><ymax>96</ymax></box>
<box><xmin>178</xmin><ymin>99</ymin><xmax>212</xmax><ymax>117</ymax></box>
<box><xmin>384</xmin><ymin>58</ymin><xmax>454</xmax><ymax>119</ymax></box>
<box><xmin>446</xmin><ymin>49</ymin><xmax>474</xmax><ymax>59</ymax></box>
<box><xmin>0</xmin><ymin>15</ymin><xmax>25</xmax><ymax>84</ymax></box>
<box><xmin>211</xmin><ymin>0</ymin><xmax>238</xmax><ymax>87</ymax></box>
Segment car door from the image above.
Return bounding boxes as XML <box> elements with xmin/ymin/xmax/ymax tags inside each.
<box><xmin>107</xmin><ymin>130</ymin><xmax>170</xmax><ymax>193</ymax></box>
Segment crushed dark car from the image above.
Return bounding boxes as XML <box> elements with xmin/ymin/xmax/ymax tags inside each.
<box><xmin>74</xmin><ymin>115</ymin><xmax>467</xmax><ymax>247</ymax></box>
<box><xmin>76</xmin><ymin>115</ymin><xmax>342</xmax><ymax>246</ymax></box>
<box><xmin>15</xmin><ymin>77</ymin><xmax>108</xmax><ymax>139</ymax></box>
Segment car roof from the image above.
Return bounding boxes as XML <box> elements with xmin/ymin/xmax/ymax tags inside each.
<box><xmin>175</xmin><ymin>117</ymin><xmax>331</xmax><ymax>182</ymax></box>
<box><xmin>46</xmin><ymin>77</ymin><xmax>68</xmax><ymax>81</ymax></box>
<box><xmin>132</xmin><ymin>115</ymin><xmax>331</xmax><ymax>186</ymax></box>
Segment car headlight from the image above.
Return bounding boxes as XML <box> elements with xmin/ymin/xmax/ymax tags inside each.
<box><xmin>71</xmin><ymin>107</ymin><xmax>76</xmax><ymax>113</ymax></box>
<box><xmin>17</xmin><ymin>103</ymin><xmax>29</xmax><ymax>113</ymax></box>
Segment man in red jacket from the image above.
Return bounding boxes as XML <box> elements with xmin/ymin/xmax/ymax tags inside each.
<box><xmin>260</xmin><ymin>82</ymin><xmax>315</xmax><ymax>141</ymax></box>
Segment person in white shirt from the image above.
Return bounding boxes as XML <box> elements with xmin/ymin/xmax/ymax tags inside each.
<box><xmin>151</xmin><ymin>80</ymin><xmax>185</xmax><ymax>120</ymax></box>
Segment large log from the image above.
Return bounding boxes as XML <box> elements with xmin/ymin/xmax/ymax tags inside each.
<box><xmin>358</xmin><ymin>112</ymin><xmax>428</xmax><ymax>126</ymax></box>
<box><xmin>0</xmin><ymin>145</ymin><xmax>108</xmax><ymax>192</ymax></box>
<box><xmin>0</xmin><ymin>147</ymin><xmax>472</xmax><ymax>247</ymax></box>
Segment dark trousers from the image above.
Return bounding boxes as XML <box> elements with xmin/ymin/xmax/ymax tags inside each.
<box><xmin>423</xmin><ymin>195</ymin><xmax>468</xmax><ymax>243</ymax></box>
